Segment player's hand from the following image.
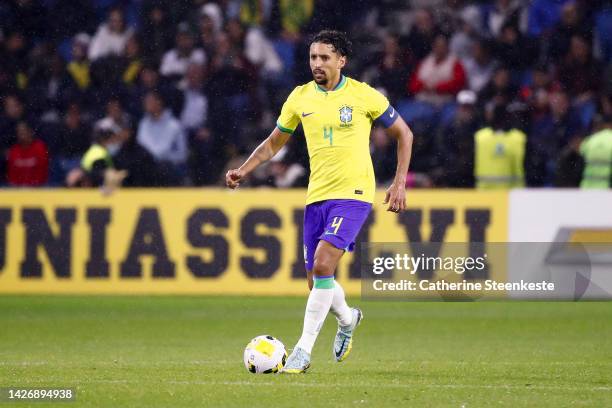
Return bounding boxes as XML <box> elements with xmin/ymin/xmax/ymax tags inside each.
<box><xmin>384</xmin><ymin>182</ymin><xmax>407</xmax><ymax>213</ymax></box>
<box><xmin>225</xmin><ymin>168</ymin><xmax>244</xmax><ymax>189</ymax></box>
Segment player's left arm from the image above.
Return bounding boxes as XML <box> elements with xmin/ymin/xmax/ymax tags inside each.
<box><xmin>366</xmin><ymin>84</ymin><xmax>414</xmax><ymax>213</ymax></box>
<box><xmin>382</xmin><ymin>113</ymin><xmax>413</xmax><ymax>213</ymax></box>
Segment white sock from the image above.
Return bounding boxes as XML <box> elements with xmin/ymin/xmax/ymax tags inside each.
<box><xmin>295</xmin><ymin>279</ymin><xmax>334</xmax><ymax>354</ymax></box>
<box><xmin>330</xmin><ymin>281</ymin><xmax>353</xmax><ymax>327</ymax></box>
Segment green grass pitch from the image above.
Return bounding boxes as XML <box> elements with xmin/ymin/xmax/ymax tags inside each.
<box><xmin>1</xmin><ymin>296</ymin><xmax>611</xmax><ymax>407</ymax></box>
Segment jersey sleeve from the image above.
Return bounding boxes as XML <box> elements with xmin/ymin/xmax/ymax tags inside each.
<box><xmin>363</xmin><ymin>84</ymin><xmax>391</xmax><ymax>121</ymax></box>
<box><xmin>276</xmin><ymin>88</ymin><xmax>300</xmax><ymax>134</ymax></box>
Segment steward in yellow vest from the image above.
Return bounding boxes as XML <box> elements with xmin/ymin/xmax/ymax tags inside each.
<box><xmin>474</xmin><ymin>105</ymin><xmax>526</xmax><ymax>189</ymax></box>
<box><xmin>580</xmin><ymin>118</ymin><xmax>612</xmax><ymax>188</ymax></box>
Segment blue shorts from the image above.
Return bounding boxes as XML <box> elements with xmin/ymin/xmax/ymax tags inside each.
<box><xmin>303</xmin><ymin>199</ymin><xmax>372</xmax><ymax>271</ymax></box>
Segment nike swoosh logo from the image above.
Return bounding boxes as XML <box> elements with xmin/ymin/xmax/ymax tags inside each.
<box><xmin>335</xmin><ymin>338</ymin><xmax>347</xmax><ymax>358</ymax></box>
<box><xmin>302</xmin><ymin>112</ymin><xmax>314</xmax><ymax>117</ymax></box>
<box><xmin>324</xmin><ymin>231</ymin><xmax>335</xmax><ymax>235</ymax></box>
<box><xmin>390</xmin><ymin>109</ymin><xmax>395</xmax><ymax>118</ymax></box>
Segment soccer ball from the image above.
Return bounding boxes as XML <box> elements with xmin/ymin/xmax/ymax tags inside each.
<box><xmin>243</xmin><ymin>335</ymin><xmax>287</xmax><ymax>374</ymax></box>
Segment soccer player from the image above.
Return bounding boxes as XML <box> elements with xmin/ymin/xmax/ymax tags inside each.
<box><xmin>226</xmin><ymin>30</ymin><xmax>413</xmax><ymax>373</ymax></box>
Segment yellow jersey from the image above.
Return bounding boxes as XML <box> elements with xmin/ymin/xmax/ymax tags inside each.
<box><xmin>276</xmin><ymin>76</ymin><xmax>390</xmax><ymax>204</ymax></box>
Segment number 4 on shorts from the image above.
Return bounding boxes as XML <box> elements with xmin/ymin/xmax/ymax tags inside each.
<box><xmin>331</xmin><ymin>216</ymin><xmax>343</xmax><ymax>234</ymax></box>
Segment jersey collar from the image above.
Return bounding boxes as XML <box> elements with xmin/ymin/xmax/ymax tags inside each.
<box><xmin>315</xmin><ymin>75</ymin><xmax>347</xmax><ymax>93</ymax></box>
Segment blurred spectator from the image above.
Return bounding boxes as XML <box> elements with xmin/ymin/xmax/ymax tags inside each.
<box><xmin>189</xmin><ymin>126</ymin><xmax>217</xmax><ymax>186</ymax></box>
<box><xmin>178</xmin><ymin>63</ymin><xmax>208</xmax><ymax>133</ymax></box>
<box><xmin>479</xmin><ymin>66</ymin><xmax>519</xmax><ymax>110</ymax></box>
<box><xmin>88</xmin><ymin>7</ymin><xmax>134</xmax><ymax>61</ymax></box>
<box><xmin>2</xmin><ymin>29</ymin><xmax>28</xmax><ymax>89</ymax></box>
<box><xmin>493</xmin><ymin>22</ymin><xmax>538</xmax><ymax>71</ymax></box>
<box><xmin>365</xmin><ymin>33</ymin><xmax>411</xmax><ymax>105</ymax></box>
<box><xmin>279</xmin><ymin>0</ymin><xmax>314</xmax><ymax>37</ymax></box>
<box><xmin>239</xmin><ymin>0</ymin><xmax>273</xmax><ymax>27</ymax></box>
<box><xmin>0</xmin><ymin>93</ymin><xmax>29</xmax><ymax>183</ymax></box>
<box><xmin>160</xmin><ymin>22</ymin><xmax>206</xmax><ymax>79</ymax></box>
<box><xmin>57</xmin><ymin>103</ymin><xmax>91</xmax><ymax>158</ymax></box>
<box><xmin>528</xmin><ymin>0</ymin><xmax>572</xmax><ymax>37</ymax></box>
<box><xmin>554</xmin><ymin>135</ymin><xmax>584</xmax><ymax>187</ymax></box>
<box><xmin>579</xmin><ymin>115</ymin><xmax>612</xmax><ymax>188</ymax></box>
<box><xmin>7</xmin><ymin>121</ymin><xmax>48</xmax><ymax>186</ymax></box>
<box><xmin>483</xmin><ymin>0</ymin><xmax>528</xmax><ymax>37</ymax></box>
<box><xmin>556</xmin><ymin>35</ymin><xmax>602</xmax><ymax>127</ymax></box>
<box><xmin>96</xmin><ymin>98</ymin><xmax>132</xmax><ymax>139</ymax></box>
<box><xmin>267</xmin><ymin>146</ymin><xmax>307</xmax><ymax>188</ymax></box>
<box><xmin>449</xmin><ymin>6</ymin><xmax>481</xmax><ymax>61</ymax></box>
<box><xmin>243</xmin><ymin>24</ymin><xmax>284</xmax><ymax>79</ymax></box>
<box><xmin>67</xmin><ymin>119</ymin><xmax>123</xmax><ymax>189</ymax></box>
<box><xmin>140</xmin><ymin>2</ymin><xmax>174</xmax><ymax>63</ymax></box>
<box><xmin>127</xmin><ymin>63</ymin><xmax>183</xmax><ymax>119</ymax></box>
<box><xmin>199</xmin><ymin>5</ymin><xmax>222</xmax><ymax>57</ymax></box>
<box><xmin>200</xmin><ymin>3</ymin><xmax>223</xmax><ymax>35</ymax></box>
<box><xmin>520</xmin><ymin>64</ymin><xmax>558</xmax><ymax>119</ymax></box>
<box><xmin>529</xmin><ymin>90</ymin><xmax>583</xmax><ymax>185</ymax></box>
<box><xmin>474</xmin><ymin>104</ymin><xmax>526</xmax><ymax>189</ymax></box>
<box><xmin>370</xmin><ymin>126</ymin><xmax>396</xmax><ymax>185</ymax></box>
<box><xmin>67</xmin><ymin>33</ymin><xmax>91</xmax><ymax>91</ymax></box>
<box><xmin>558</xmin><ymin>34</ymin><xmax>597</xmax><ymax>96</ymax></box>
<box><xmin>0</xmin><ymin>94</ymin><xmax>27</xmax><ymax>151</ymax></box>
<box><xmin>25</xmin><ymin>52</ymin><xmax>76</xmax><ymax>121</ymax></box>
<box><xmin>111</xmin><ymin>119</ymin><xmax>158</xmax><ymax>187</ymax></box>
<box><xmin>408</xmin><ymin>33</ymin><xmax>466</xmax><ymax>106</ymax></box>
<box><xmin>206</xmin><ymin>31</ymin><xmax>256</xmax><ymax>152</ymax></box>
<box><xmin>120</xmin><ymin>34</ymin><xmax>143</xmax><ymax>86</ymax></box>
<box><xmin>462</xmin><ymin>39</ymin><xmax>497</xmax><ymax>94</ymax></box>
<box><xmin>401</xmin><ymin>8</ymin><xmax>439</xmax><ymax>61</ymax></box>
<box><xmin>49</xmin><ymin>102</ymin><xmax>92</xmax><ymax>184</ymax></box>
<box><xmin>136</xmin><ymin>90</ymin><xmax>187</xmax><ymax>185</ymax></box>
<box><xmin>547</xmin><ymin>1</ymin><xmax>590</xmax><ymax>62</ymax></box>
<box><xmin>434</xmin><ymin>90</ymin><xmax>480</xmax><ymax>187</ymax></box>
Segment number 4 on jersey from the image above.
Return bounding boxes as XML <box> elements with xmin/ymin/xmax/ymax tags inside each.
<box><xmin>323</xmin><ymin>126</ymin><xmax>333</xmax><ymax>146</ymax></box>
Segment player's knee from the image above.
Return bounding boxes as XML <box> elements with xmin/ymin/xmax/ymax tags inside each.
<box><xmin>312</xmin><ymin>259</ymin><xmax>334</xmax><ymax>278</ymax></box>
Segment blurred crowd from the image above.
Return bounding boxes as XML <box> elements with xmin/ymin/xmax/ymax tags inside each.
<box><xmin>1</xmin><ymin>0</ymin><xmax>612</xmax><ymax>189</ymax></box>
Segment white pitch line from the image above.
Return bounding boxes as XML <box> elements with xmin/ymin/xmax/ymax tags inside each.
<box><xmin>0</xmin><ymin>360</ymin><xmax>234</xmax><ymax>366</ymax></box>
<box><xmin>2</xmin><ymin>360</ymin><xmax>610</xmax><ymax>367</ymax></box>
<box><xmin>14</xmin><ymin>379</ymin><xmax>612</xmax><ymax>392</ymax></box>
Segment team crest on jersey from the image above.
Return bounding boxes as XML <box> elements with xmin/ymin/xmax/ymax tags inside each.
<box><xmin>339</xmin><ymin>105</ymin><xmax>353</xmax><ymax>127</ymax></box>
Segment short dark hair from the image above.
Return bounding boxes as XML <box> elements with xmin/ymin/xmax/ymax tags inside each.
<box><xmin>311</xmin><ymin>30</ymin><xmax>352</xmax><ymax>57</ymax></box>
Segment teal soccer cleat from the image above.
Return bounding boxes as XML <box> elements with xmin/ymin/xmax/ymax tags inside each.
<box><xmin>334</xmin><ymin>308</ymin><xmax>363</xmax><ymax>362</ymax></box>
<box><xmin>280</xmin><ymin>347</ymin><xmax>311</xmax><ymax>374</ymax></box>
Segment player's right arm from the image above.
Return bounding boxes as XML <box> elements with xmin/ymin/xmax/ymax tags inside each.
<box><xmin>226</xmin><ymin>127</ymin><xmax>291</xmax><ymax>189</ymax></box>
<box><xmin>226</xmin><ymin>87</ymin><xmax>301</xmax><ymax>189</ymax></box>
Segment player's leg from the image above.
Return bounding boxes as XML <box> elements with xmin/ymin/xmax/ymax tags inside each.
<box><xmin>299</xmin><ymin>240</ymin><xmax>344</xmax><ymax>351</ymax></box>
<box><xmin>329</xmin><ymin>279</ymin><xmax>352</xmax><ymax>326</ymax></box>
<box><xmin>308</xmin><ymin>270</ymin><xmax>352</xmax><ymax>331</ymax></box>
<box><xmin>283</xmin><ymin>241</ymin><xmax>344</xmax><ymax>373</ymax></box>
<box><xmin>283</xmin><ymin>200</ymin><xmax>371</xmax><ymax>372</ymax></box>
<box><xmin>307</xmin><ymin>247</ymin><xmax>351</xmax><ymax>325</ymax></box>
<box><xmin>319</xmin><ymin>200</ymin><xmax>371</xmax><ymax>362</ymax></box>
<box><xmin>282</xmin><ymin>202</ymin><xmax>327</xmax><ymax>373</ymax></box>
<box><xmin>307</xmin><ymin>260</ymin><xmax>351</xmax><ymax>325</ymax></box>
